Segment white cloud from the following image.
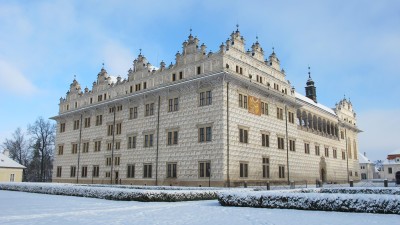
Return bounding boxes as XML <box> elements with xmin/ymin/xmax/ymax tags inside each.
<box><xmin>102</xmin><ymin>41</ymin><xmax>135</xmax><ymax>78</ymax></box>
<box><xmin>358</xmin><ymin>109</ymin><xmax>400</xmax><ymax>162</ymax></box>
<box><xmin>0</xmin><ymin>60</ymin><xmax>38</xmax><ymax>96</ymax></box>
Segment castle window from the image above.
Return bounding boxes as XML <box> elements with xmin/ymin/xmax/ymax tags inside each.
<box><xmin>71</xmin><ymin>143</ymin><xmax>78</xmax><ymax>154</ymax></box>
<box><xmin>144</xmin><ymin>134</ymin><xmax>154</xmax><ymax>147</ymax></box>
<box><xmin>315</xmin><ymin>145</ymin><xmax>320</xmax><ymax>156</ymax></box>
<box><xmin>240</xmin><ymin>162</ymin><xmax>248</xmax><ymax>178</ymax></box>
<box><xmin>239</xmin><ymin>94</ymin><xmax>248</xmax><ymax>109</ymax></box>
<box><xmin>127</xmin><ymin>136</ymin><xmax>136</xmax><ymax>149</ymax></box>
<box><xmin>342</xmin><ymin>150</ymin><xmax>346</xmax><ymax>160</ymax></box>
<box><xmin>73</xmin><ymin>120</ymin><xmax>80</xmax><ymax>130</ymax></box>
<box><xmin>60</xmin><ymin>123</ymin><xmax>65</xmax><ymax>133</ymax></box>
<box><xmin>106</xmin><ymin>157</ymin><xmax>112</xmax><ymax>166</ymax></box>
<box><xmin>199</xmin><ymin>126</ymin><xmax>212</xmax><ymax>142</ymax></box>
<box><xmin>104</xmin><ymin>93</ymin><xmax>107</xmax><ymax>100</ymax></box>
<box><xmin>239</xmin><ymin>128</ymin><xmax>248</xmax><ymax>143</ymax></box>
<box><xmin>143</xmin><ymin>82</ymin><xmax>147</xmax><ymax>89</ymax></box>
<box><xmin>276</xmin><ymin>107</ymin><xmax>283</xmax><ymax>120</ymax></box>
<box><xmin>262</xmin><ymin>157</ymin><xmax>270</xmax><ymax>178</ymax></box>
<box><xmin>143</xmin><ymin>164</ymin><xmax>152</xmax><ymax>178</ymax></box>
<box><xmin>116</xmin><ymin>123</ymin><xmax>122</xmax><ymax>135</ymax></box>
<box><xmin>92</xmin><ymin>165</ymin><xmax>99</xmax><ymax>177</ymax></box>
<box><xmin>179</xmin><ymin>71</ymin><xmax>183</xmax><ymax>79</ymax></box>
<box><xmin>226</xmin><ymin>64</ymin><xmax>229</xmax><ymax>69</ymax></box>
<box><xmin>127</xmin><ymin>164</ymin><xmax>135</xmax><ymax>178</ymax></box>
<box><xmin>168</xmin><ymin>98</ymin><xmax>179</xmax><ymax>112</ymax></box>
<box><xmin>289</xmin><ymin>139</ymin><xmax>295</xmax><ymax>151</ymax></box>
<box><xmin>304</xmin><ymin>143</ymin><xmax>310</xmax><ymax>154</ymax></box>
<box><xmin>56</xmin><ymin>166</ymin><xmax>62</xmax><ymax>177</ymax></box>
<box><xmin>288</xmin><ymin>112</ymin><xmax>294</xmax><ymax>123</ymax></box>
<box><xmin>114</xmin><ymin>156</ymin><xmax>120</xmax><ymax>166</ymax></box>
<box><xmin>135</xmin><ymin>84</ymin><xmax>141</xmax><ymax>91</ymax></box>
<box><xmin>84</xmin><ymin>117</ymin><xmax>90</xmax><ymax>128</ymax></box>
<box><xmin>96</xmin><ymin>115</ymin><xmax>102</xmax><ymax>126</ymax></box>
<box><xmin>58</xmin><ymin>145</ymin><xmax>64</xmax><ymax>155</ymax></box>
<box><xmin>197</xmin><ymin>66</ymin><xmax>201</xmax><ymax>75</ymax></box>
<box><xmin>107</xmin><ymin>125</ymin><xmax>113</xmax><ymax>136</ymax></box>
<box><xmin>261</xmin><ymin>133</ymin><xmax>269</xmax><ymax>147</ymax></box>
<box><xmin>82</xmin><ymin>142</ymin><xmax>89</xmax><ymax>153</ymax></box>
<box><xmin>129</xmin><ymin>107</ymin><xmax>138</xmax><ymax>119</ymax></box>
<box><xmin>145</xmin><ymin>103</ymin><xmax>154</xmax><ymax>116</ymax></box>
<box><xmin>90</xmin><ymin>98</ymin><xmax>93</xmax><ymax>104</ymax></box>
<box><xmin>81</xmin><ymin>166</ymin><xmax>87</xmax><ymax>178</ymax></box>
<box><xmin>167</xmin><ymin>130</ymin><xmax>178</xmax><ymax>145</ymax></box>
<box><xmin>325</xmin><ymin>147</ymin><xmax>329</xmax><ymax>157</ymax></box>
<box><xmin>172</xmin><ymin>73</ymin><xmax>176</xmax><ymax>81</ymax></box>
<box><xmin>115</xmin><ymin>141</ymin><xmax>120</xmax><ymax>150</ymax></box>
<box><xmin>70</xmin><ymin>166</ymin><xmax>76</xmax><ymax>177</ymax></box>
<box><xmin>199</xmin><ymin>91</ymin><xmax>212</xmax><ymax>106</ymax></box>
<box><xmin>261</xmin><ymin>102</ymin><xmax>268</xmax><ymax>115</ymax></box>
<box><xmin>277</xmin><ymin>137</ymin><xmax>285</xmax><ymax>150</ymax></box>
<box><xmin>199</xmin><ymin>161</ymin><xmax>211</xmax><ymax>178</ymax></box>
<box><xmin>167</xmin><ymin>162</ymin><xmax>177</xmax><ymax>178</ymax></box>
<box><xmin>94</xmin><ymin>141</ymin><xmax>101</xmax><ymax>152</ymax></box>
<box><xmin>279</xmin><ymin>165</ymin><xmax>285</xmax><ymax>178</ymax></box>
<box><xmin>388</xmin><ymin>167</ymin><xmax>393</xmax><ymax>174</ymax></box>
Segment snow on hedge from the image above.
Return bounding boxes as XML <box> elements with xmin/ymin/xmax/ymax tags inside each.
<box><xmin>218</xmin><ymin>189</ymin><xmax>400</xmax><ymax>214</ymax></box>
<box><xmin>0</xmin><ymin>182</ymin><xmax>219</xmax><ymax>202</ymax></box>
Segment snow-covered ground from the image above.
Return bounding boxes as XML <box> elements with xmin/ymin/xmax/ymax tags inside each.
<box><xmin>0</xmin><ymin>190</ymin><xmax>398</xmax><ymax>225</ymax></box>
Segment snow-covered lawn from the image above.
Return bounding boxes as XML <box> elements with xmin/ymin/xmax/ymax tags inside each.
<box><xmin>0</xmin><ymin>190</ymin><xmax>398</xmax><ymax>225</ymax></box>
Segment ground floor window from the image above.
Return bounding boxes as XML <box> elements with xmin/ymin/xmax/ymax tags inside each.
<box><xmin>240</xmin><ymin>162</ymin><xmax>248</xmax><ymax>178</ymax></box>
<box><xmin>56</xmin><ymin>166</ymin><xmax>62</xmax><ymax>177</ymax></box>
<box><xmin>167</xmin><ymin>162</ymin><xmax>177</xmax><ymax>178</ymax></box>
<box><xmin>143</xmin><ymin>164</ymin><xmax>152</xmax><ymax>178</ymax></box>
<box><xmin>199</xmin><ymin>161</ymin><xmax>210</xmax><ymax>178</ymax></box>
<box><xmin>127</xmin><ymin>164</ymin><xmax>135</xmax><ymax>178</ymax></box>
<box><xmin>262</xmin><ymin>157</ymin><xmax>270</xmax><ymax>178</ymax></box>
<box><xmin>278</xmin><ymin>165</ymin><xmax>285</xmax><ymax>178</ymax></box>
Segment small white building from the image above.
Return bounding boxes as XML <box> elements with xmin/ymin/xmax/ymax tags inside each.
<box><xmin>0</xmin><ymin>150</ymin><xmax>26</xmax><ymax>182</ymax></box>
<box><xmin>358</xmin><ymin>153</ymin><xmax>375</xmax><ymax>180</ymax></box>
<box><xmin>381</xmin><ymin>150</ymin><xmax>400</xmax><ymax>182</ymax></box>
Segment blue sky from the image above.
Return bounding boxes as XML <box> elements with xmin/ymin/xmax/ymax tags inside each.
<box><xmin>0</xmin><ymin>0</ymin><xmax>399</xmax><ymax>161</ymax></box>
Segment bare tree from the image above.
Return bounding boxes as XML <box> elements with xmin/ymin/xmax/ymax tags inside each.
<box><xmin>374</xmin><ymin>160</ymin><xmax>384</xmax><ymax>172</ymax></box>
<box><xmin>2</xmin><ymin>127</ymin><xmax>30</xmax><ymax>181</ymax></box>
<box><xmin>27</xmin><ymin>117</ymin><xmax>55</xmax><ymax>182</ymax></box>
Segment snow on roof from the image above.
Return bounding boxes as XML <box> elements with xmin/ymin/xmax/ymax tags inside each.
<box><xmin>383</xmin><ymin>158</ymin><xmax>400</xmax><ymax>165</ymax></box>
<box><xmin>388</xmin><ymin>149</ymin><xmax>400</xmax><ymax>155</ymax></box>
<box><xmin>0</xmin><ymin>153</ymin><xmax>26</xmax><ymax>169</ymax></box>
<box><xmin>295</xmin><ymin>92</ymin><xmax>336</xmax><ymax>116</ymax></box>
<box><xmin>358</xmin><ymin>153</ymin><xmax>372</xmax><ymax>164</ymax></box>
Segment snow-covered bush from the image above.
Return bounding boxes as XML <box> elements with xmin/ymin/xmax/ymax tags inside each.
<box><xmin>218</xmin><ymin>189</ymin><xmax>400</xmax><ymax>214</ymax></box>
<box><xmin>0</xmin><ymin>182</ymin><xmax>218</xmax><ymax>202</ymax></box>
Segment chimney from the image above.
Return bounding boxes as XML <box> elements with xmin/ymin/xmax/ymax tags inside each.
<box><xmin>364</xmin><ymin>152</ymin><xmax>366</xmax><ymax>157</ymax></box>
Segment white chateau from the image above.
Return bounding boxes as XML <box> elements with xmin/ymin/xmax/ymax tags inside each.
<box><xmin>52</xmin><ymin>27</ymin><xmax>361</xmax><ymax>186</ymax></box>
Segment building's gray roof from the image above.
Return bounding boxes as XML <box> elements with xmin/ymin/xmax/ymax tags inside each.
<box><xmin>0</xmin><ymin>153</ymin><xmax>26</xmax><ymax>169</ymax></box>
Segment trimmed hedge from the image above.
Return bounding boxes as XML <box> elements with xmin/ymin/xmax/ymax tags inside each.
<box><xmin>218</xmin><ymin>189</ymin><xmax>400</xmax><ymax>214</ymax></box>
<box><xmin>0</xmin><ymin>182</ymin><xmax>218</xmax><ymax>202</ymax></box>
